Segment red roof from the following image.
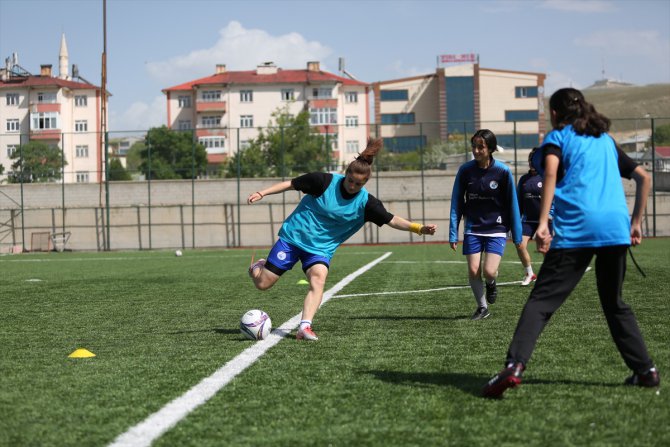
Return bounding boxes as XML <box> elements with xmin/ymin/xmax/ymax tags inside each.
<box><xmin>164</xmin><ymin>69</ymin><xmax>368</xmax><ymax>92</ymax></box>
<box><xmin>0</xmin><ymin>75</ymin><xmax>100</xmax><ymax>90</ymax></box>
<box><xmin>655</xmin><ymin>146</ymin><xmax>670</xmax><ymax>158</ymax></box>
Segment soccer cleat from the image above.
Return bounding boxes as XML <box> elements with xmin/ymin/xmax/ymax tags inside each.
<box><xmin>248</xmin><ymin>258</ymin><xmax>266</xmax><ymax>278</ymax></box>
<box><xmin>624</xmin><ymin>367</ymin><xmax>660</xmax><ymax>387</ymax></box>
<box><xmin>296</xmin><ymin>326</ymin><xmax>319</xmax><ymax>341</ymax></box>
<box><xmin>471</xmin><ymin>306</ymin><xmax>490</xmax><ymax>321</ymax></box>
<box><xmin>482</xmin><ymin>362</ymin><xmax>525</xmax><ymax>398</ymax></box>
<box><xmin>485</xmin><ymin>281</ymin><xmax>498</xmax><ymax>304</ymax></box>
<box><xmin>521</xmin><ymin>273</ymin><xmax>537</xmax><ymax>286</ymax></box>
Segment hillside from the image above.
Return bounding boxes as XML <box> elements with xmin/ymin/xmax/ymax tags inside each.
<box><xmin>544</xmin><ymin>83</ymin><xmax>670</xmax><ymax>137</ymax></box>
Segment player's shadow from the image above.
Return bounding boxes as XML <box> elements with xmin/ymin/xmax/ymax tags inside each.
<box><xmin>362</xmin><ymin>369</ymin><xmax>486</xmax><ymax>396</ymax></box>
<box><xmin>166</xmin><ymin>328</ymin><xmax>239</xmax><ymax>335</ymax></box>
<box><xmin>363</xmin><ymin>369</ymin><xmax>622</xmax><ymax>396</ymax></box>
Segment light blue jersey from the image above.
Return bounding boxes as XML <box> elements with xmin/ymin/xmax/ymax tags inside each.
<box><xmin>279</xmin><ymin>174</ymin><xmax>368</xmax><ymax>258</ymax></box>
<box><xmin>541</xmin><ymin>125</ymin><xmax>630</xmax><ymax>248</ymax></box>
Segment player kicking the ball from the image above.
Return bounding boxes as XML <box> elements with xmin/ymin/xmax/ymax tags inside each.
<box><xmin>483</xmin><ymin>88</ymin><xmax>659</xmax><ymax>398</ymax></box>
<box><xmin>247</xmin><ymin>138</ymin><xmax>437</xmax><ymax>341</ymax></box>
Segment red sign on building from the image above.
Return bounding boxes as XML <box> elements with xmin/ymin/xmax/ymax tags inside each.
<box><xmin>439</xmin><ymin>53</ymin><xmax>478</xmax><ymax>64</ymax></box>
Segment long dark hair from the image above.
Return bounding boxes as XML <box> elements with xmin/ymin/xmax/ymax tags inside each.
<box><xmin>471</xmin><ymin>129</ymin><xmax>498</xmax><ymax>160</ymax></box>
<box><xmin>346</xmin><ymin>137</ymin><xmax>383</xmax><ymax>178</ymax></box>
<box><xmin>549</xmin><ymin>88</ymin><xmax>610</xmax><ymax>137</ymax></box>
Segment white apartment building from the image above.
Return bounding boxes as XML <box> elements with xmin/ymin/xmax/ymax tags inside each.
<box><xmin>0</xmin><ymin>35</ymin><xmax>105</xmax><ymax>183</ymax></box>
<box><xmin>373</xmin><ymin>61</ymin><xmax>546</xmax><ymax>151</ymax></box>
<box><xmin>163</xmin><ymin>61</ymin><xmax>370</xmax><ymax>167</ymax></box>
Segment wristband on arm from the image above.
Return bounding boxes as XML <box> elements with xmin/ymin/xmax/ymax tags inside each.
<box><xmin>409</xmin><ymin>222</ymin><xmax>424</xmax><ymax>235</ymax></box>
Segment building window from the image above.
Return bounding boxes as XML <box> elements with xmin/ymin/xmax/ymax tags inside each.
<box><xmin>240</xmin><ymin>90</ymin><xmax>253</xmax><ymax>103</ymax></box>
<box><xmin>346</xmin><ymin>140</ymin><xmax>359</xmax><ymax>153</ymax></box>
<box><xmin>75</xmin><ymin>95</ymin><xmax>87</xmax><ymax>107</ymax></box>
<box><xmin>345</xmin><ymin>91</ymin><xmax>358</xmax><ymax>103</ymax></box>
<box><xmin>75</xmin><ymin>120</ymin><xmax>88</xmax><ymax>132</ymax></box>
<box><xmin>240</xmin><ymin>140</ymin><xmax>251</xmax><ymax>150</ymax></box>
<box><xmin>31</xmin><ymin>112</ymin><xmax>59</xmax><ymax>130</ymax></box>
<box><xmin>312</xmin><ymin>87</ymin><xmax>333</xmax><ymax>98</ymax></box>
<box><xmin>75</xmin><ymin>145</ymin><xmax>89</xmax><ymax>158</ymax></box>
<box><xmin>178</xmin><ymin>96</ymin><xmax>191</xmax><ymax>108</ymax></box>
<box><xmin>380</xmin><ymin>90</ymin><xmax>409</xmax><ymax>101</ymax></box>
<box><xmin>7</xmin><ymin>144</ymin><xmax>18</xmax><ymax>157</ymax></box>
<box><xmin>202</xmin><ymin>116</ymin><xmax>221</xmax><ymax>128</ymax></box>
<box><xmin>505</xmin><ymin>110</ymin><xmax>539</xmax><ymax>122</ymax></box>
<box><xmin>201</xmin><ymin>90</ymin><xmax>222</xmax><ymax>102</ymax></box>
<box><xmin>178</xmin><ymin>120</ymin><xmax>192</xmax><ymax>130</ymax></box>
<box><xmin>6</xmin><ymin>93</ymin><xmax>19</xmax><ymax>106</ymax></box>
<box><xmin>6</xmin><ymin>119</ymin><xmax>20</xmax><ymax>132</ymax></box>
<box><xmin>515</xmin><ymin>86</ymin><xmax>538</xmax><ymax>98</ymax></box>
<box><xmin>76</xmin><ymin>171</ymin><xmax>89</xmax><ymax>183</ymax></box>
<box><xmin>345</xmin><ymin>116</ymin><xmax>359</xmax><ymax>128</ymax></box>
<box><xmin>310</xmin><ymin>108</ymin><xmax>337</xmax><ymax>125</ymax></box>
<box><xmin>380</xmin><ymin>113</ymin><xmax>415</xmax><ymax>125</ymax></box>
<box><xmin>37</xmin><ymin>92</ymin><xmax>57</xmax><ymax>103</ymax></box>
<box><xmin>281</xmin><ymin>89</ymin><xmax>295</xmax><ymax>101</ymax></box>
<box><xmin>323</xmin><ymin>133</ymin><xmax>338</xmax><ymax>150</ymax></box>
<box><xmin>198</xmin><ymin>137</ymin><xmax>225</xmax><ymax>149</ymax></box>
<box><xmin>240</xmin><ymin>115</ymin><xmax>254</xmax><ymax>128</ymax></box>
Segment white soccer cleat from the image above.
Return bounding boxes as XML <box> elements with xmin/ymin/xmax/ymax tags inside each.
<box><xmin>296</xmin><ymin>326</ymin><xmax>319</xmax><ymax>341</ymax></box>
<box><xmin>521</xmin><ymin>273</ymin><xmax>537</xmax><ymax>286</ymax></box>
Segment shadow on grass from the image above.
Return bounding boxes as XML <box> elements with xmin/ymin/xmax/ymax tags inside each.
<box><xmin>362</xmin><ymin>369</ymin><xmax>623</xmax><ymax>396</ymax></box>
<box><xmin>362</xmin><ymin>370</ymin><xmax>487</xmax><ymax>396</ymax></box>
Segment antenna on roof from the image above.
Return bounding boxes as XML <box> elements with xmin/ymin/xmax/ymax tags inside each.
<box><xmin>338</xmin><ymin>57</ymin><xmax>358</xmax><ymax>81</ymax></box>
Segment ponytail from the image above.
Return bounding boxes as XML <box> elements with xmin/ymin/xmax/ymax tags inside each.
<box><xmin>346</xmin><ymin>137</ymin><xmax>383</xmax><ymax>176</ymax></box>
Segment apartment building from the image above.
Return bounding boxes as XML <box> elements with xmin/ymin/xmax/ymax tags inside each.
<box><xmin>163</xmin><ymin>61</ymin><xmax>370</xmax><ymax>167</ymax></box>
<box><xmin>0</xmin><ymin>34</ymin><xmax>105</xmax><ymax>183</ymax></box>
<box><xmin>373</xmin><ymin>61</ymin><xmax>546</xmax><ymax>151</ymax></box>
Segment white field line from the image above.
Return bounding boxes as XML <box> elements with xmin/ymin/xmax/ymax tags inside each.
<box><xmin>108</xmin><ymin>251</ymin><xmax>393</xmax><ymax>447</ymax></box>
<box><xmin>333</xmin><ymin>280</ymin><xmax>522</xmax><ymax>299</ymax></box>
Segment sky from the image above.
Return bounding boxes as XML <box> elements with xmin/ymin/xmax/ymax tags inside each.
<box><xmin>1</xmin><ymin>0</ymin><xmax>669</xmax><ymax>132</ymax></box>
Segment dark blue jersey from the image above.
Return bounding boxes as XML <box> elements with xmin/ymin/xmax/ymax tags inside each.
<box><xmin>449</xmin><ymin>159</ymin><xmax>522</xmax><ymax>244</ymax></box>
<box><xmin>517</xmin><ymin>172</ymin><xmax>543</xmax><ymax>223</ymax></box>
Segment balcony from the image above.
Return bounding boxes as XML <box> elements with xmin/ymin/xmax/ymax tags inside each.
<box><xmin>30</xmin><ymin>129</ymin><xmax>61</xmax><ymax>140</ymax></box>
<box><xmin>195</xmin><ymin>127</ymin><xmax>227</xmax><ymax>138</ymax></box>
<box><xmin>196</xmin><ymin>101</ymin><xmax>226</xmax><ymax>113</ymax></box>
<box><xmin>30</xmin><ymin>102</ymin><xmax>61</xmax><ymax>113</ymax></box>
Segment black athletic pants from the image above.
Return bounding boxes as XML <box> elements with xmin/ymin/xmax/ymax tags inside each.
<box><xmin>506</xmin><ymin>245</ymin><xmax>654</xmax><ymax>374</ymax></box>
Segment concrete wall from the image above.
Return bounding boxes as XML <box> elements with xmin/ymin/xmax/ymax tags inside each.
<box><xmin>1</xmin><ymin>170</ymin><xmax>669</xmax><ymax>252</ymax></box>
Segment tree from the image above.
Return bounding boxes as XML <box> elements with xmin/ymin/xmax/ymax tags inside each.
<box><xmin>8</xmin><ymin>141</ymin><xmax>66</xmax><ymax>183</ymax></box>
<box><xmin>140</xmin><ymin>126</ymin><xmax>207</xmax><ymax>179</ymax></box>
<box><xmin>108</xmin><ymin>158</ymin><xmax>132</xmax><ymax>181</ymax></box>
<box><xmin>653</xmin><ymin>123</ymin><xmax>670</xmax><ymax>145</ymax></box>
<box><xmin>227</xmin><ymin>107</ymin><xmax>329</xmax><ymax>178</ymax></box>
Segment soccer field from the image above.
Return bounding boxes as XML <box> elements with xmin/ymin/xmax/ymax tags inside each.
<box><xmin>1</xmin><ymin>241</ymin><xmax>668</xmax><ymax>446</ymax></box>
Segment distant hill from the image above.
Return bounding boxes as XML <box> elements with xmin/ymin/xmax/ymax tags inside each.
<box><xmin>544</xmin><ymin>83</ymin><xmax>670</xmax><ymax>136</ymax></box>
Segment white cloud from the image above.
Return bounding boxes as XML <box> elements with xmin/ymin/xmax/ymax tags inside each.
<box><xmin>145</xmin><ymin>21</ymin><xmax>332</xmax><ymax>87</ymax></box>
<box><xmin>540</xmin><ymin>0</ymin><xmax>615</xmax><ymax>13</ymax></box>
<box><xmin>388</xmin><ymin>60</ymin><xmax>432</xmax><ymax>79</ymax></box>
<box><xmin>574</xmin><ymin>29</ymin><xmax>670</xmax><ymax>59</ymax></box>
<box><xmin>109</xmin><ymin>95</ymin><xmax>166</xmax><ymax>132</ymax></box>
<box><xmin>544</xmin><ymin>70</ymin><xmax>585</xmax><ymax>95</ymax></box>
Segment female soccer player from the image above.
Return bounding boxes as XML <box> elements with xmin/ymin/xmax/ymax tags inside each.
<box><xmin>514</xmin><ymin>147</ymin><xmax>548</xmax><ymax>286</ymax></box>
<box><xmin>247</xmin><ymin>138</ymin><xmax>437</xmax><ymax>341</ymax></box>
<box><xmin>449</xmin><ymin>129</ymin><xmax>522</xmax><ymax>320</ymax></box>
<box><xmin>483</xmin><ymin>88</ymin><xmax>659</xmax><ymax>398</ymax></box>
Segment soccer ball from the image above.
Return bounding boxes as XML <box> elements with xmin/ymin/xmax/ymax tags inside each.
<box><xmin>175</xmin><ymin>249</ymin><xmax>182</xmax><ymax>257</ymax></box>
<box><xmin>240</xmin><ymin>309</ymin><xmax>272</xmax><ymax>340</ymax></box>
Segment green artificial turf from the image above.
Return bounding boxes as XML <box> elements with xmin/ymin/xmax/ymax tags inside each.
<box><xmin>0</xmin><ymin>241</ymin><xmax>667</xmax><ymax>446</ymax></box>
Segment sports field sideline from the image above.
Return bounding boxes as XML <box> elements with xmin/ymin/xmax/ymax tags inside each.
<box><xmin>1</xmin><ymin>240</ymin><xmax>668</xmax><ymax>446</ymax></box>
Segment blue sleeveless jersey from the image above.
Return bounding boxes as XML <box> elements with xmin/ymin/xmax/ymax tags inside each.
<box><xmin>541</xmin><ymin>125</ymin><xmax>630</xmax><ymax>248</ymax></box>
<box><xmin>279</xmin><ymin>174</ymin><xmax>368</xmax><ymax>258</ymax></box>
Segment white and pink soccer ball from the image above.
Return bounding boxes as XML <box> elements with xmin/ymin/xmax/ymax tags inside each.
<box><xmin>240</xmin><ymin>309</ymin><xmax>272</xmax><ymax>340</ymax></box>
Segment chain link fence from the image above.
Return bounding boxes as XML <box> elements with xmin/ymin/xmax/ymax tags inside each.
<box><xmin>1</xmin><ymin>118</ymin><xmax>669</xmax><ymax>252</ymax></box>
